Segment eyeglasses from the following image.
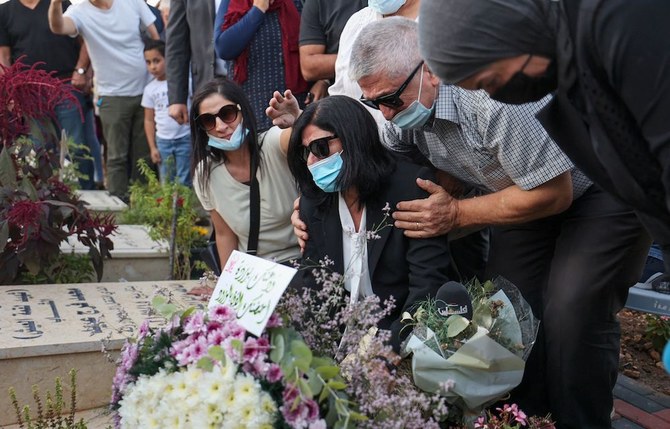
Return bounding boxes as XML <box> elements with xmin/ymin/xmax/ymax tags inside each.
<box><xmin>195</xmin><ymin>104</ymin><xmax>240</xmax><ymax>131</ymax></box>
<box><xmin>302</xmin><ymin>135</ymin><xmax>338</xmax><ymax>161</ymax></box>
<box><xmin>360</xmin><ymin>61</ymin><xmax>424</xmax><ymax>110</ymax></box>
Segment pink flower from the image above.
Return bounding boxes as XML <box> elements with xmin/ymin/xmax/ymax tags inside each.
<box><xmin>183</xmin><ymin>312</ymin><xmax>206</xmax><ymax>335</ymax></box>
<box><xmin>266</xmin><ymin>363</ymin><xmax>283</xmax><ymax>383</ymax></box>
<box><xmin>266</xmin><ymin>312</ymin><xmax>283</xmax><ymax>328</ymax></box>
<box><xmin>209</xmin><ymin>305</ymin><xmax>234</xmax><ymax>322</ymax></box>
<box><xmin>280</xmin><ymin>384</ymin><xmax>321</xmax><ymax>427</ymax></box>
<box><xmin>137</xmin><ymin>320</ymin><xmax>150</xmax><ymax>340</ymax></box>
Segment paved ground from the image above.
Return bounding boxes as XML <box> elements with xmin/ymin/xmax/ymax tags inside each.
<box><xmin>613</xmin><ymin>374</ymin><xmax>670</xmax><ymax>428</ymax></box>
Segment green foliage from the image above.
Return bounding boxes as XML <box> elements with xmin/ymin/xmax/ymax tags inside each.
<box><xmin>8</xmin><ymin>369</ymin><xmax>87</xmax><ymax>429</ymax></box>
<box><xmin>644</xmin><ymin>314</ymin><xmax>670</xmax><ymax>352</ymax></box>
<box><xmin>269</xmin><ymin>326</ymin><xmax>360</xmax><ymax>428</ymax></box>
<box><xmin>19</xmin><ymin>253</ymin><xmax>96</xmax><ymax>285</ymax></box>
<box><xmin>121</xmin><ymin>159</ymin><xmax>208</xmax><ymax>279</ymax></box>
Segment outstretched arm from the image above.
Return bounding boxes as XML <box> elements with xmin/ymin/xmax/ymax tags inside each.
<box><xmin>48</xmin><ymin>0</ymin><xmax>77</xmax><ymax>36</ymax></box>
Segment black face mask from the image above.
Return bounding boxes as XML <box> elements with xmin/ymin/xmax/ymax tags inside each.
<box><xmin>491</xmin><ymin>58</ymin><xmax>557</xmax><ymax>105</ymax></box>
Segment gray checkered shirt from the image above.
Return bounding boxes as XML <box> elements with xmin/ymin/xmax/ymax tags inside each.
<box><xmin>383</xmin><ymin>86</ymin><xmax>593</xmax><ymax>198</ymax></box>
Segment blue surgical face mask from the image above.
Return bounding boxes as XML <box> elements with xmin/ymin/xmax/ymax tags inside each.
<box><xmin>308</xmin><ymin>151</ymin><xmax>343</xmax><ymax>193</ymax></box>
<box><xmin>368</xmin><ymin>0</ymin><xmax>406</xmax><ymax>15</ymax></box>
<box><xmin>207</xmin><ymin>122</ymin><xmax>248</xmax><ymax>151</ymax></box>
<box><xmin>391</xmin><ymin>65</ymin><xmax>435</xmax><ymax>130</ymax></box>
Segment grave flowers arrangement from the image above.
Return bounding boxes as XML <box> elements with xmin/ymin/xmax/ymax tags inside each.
<box><xmin>111</xmin><ymin>295</ymin><xmax>362</xmax><ymax>429</ymax></box>
<box><xmin>403</xmin><ymin>278</ymin><xmax>540</xmax><ymax>416</ymax></box>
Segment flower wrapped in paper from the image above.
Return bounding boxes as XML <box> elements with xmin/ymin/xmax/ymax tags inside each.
<box><xmin>403</xmin><ymin>277</ymin><xmax>540</xmax><ymax>413</ymax></box>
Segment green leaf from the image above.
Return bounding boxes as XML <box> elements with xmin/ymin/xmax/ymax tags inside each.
<box><xmin>0</xmin><ymin>221</ymin><xmax>9</xmax><ymax>253</ymax></box>
<box><xmin>327</xmin><ymin>380</ymin><xmax>347</xmax><ymax>391</ymax></box>
<box><xmin>310</xmin><ymin>356</ymin><xmax>334</xmax><ymax>368</ymax></box>
<box><xmin>280</xmin><ymin>360</ymin><xmax>296</xmax><ymax>380</ymax></box>
<box><xmin>315</xmin><ymin>365</ymin><xmax>339</xmax><ymax>380</ymax></box>
<box><xmin>0</xmin><ymin>147</ymin><xmax>17</xmax><ymax>188</ymax></box>
<box><xmin>196</xmin><ymin>357</ymin><xmax>213</xmax><ymax>372</ymax></box>
<box><xmin>319</xmin><ymin>385</ymin><xmax>330</xmax><ymax>403</ymax></box>
<box><xmin>230</xmin><ymin>339</ymin><xmax>244</xmax><ymax>354</ymax></box>
<box><xmin>334</xmin><ymin>398</ymin><xmax>348</xmax><ymax>416</ymax></box>
<box><xmin>290</xmin><ymin>340</ymin><xmax>313</xmax><ymax>372</ymax></box>
<box><xmin>270</xmin><ymin>331</ymin><xmax>286</xmax><ymax>363</ymax></box>
<box><xmin>152</xmin><ymin>295</ymin><xmax>167</xmax><ymax>307</ymax></box>
<box><xmin>208</xmin><ymin>346</ymin><xmax>226</xmax><ymax>363</ymax></box>
<box><xmin>180</xmin><ymin>307</ymin><xmax>196</xmax><ymax>321</ymax></box>
<box><xmin>348</xmin><ymin>411</ymin><xmax>368</xmax><ymax>421</ymax></box>
<box><xmin>446</xmin><ymin>315</ymin><xmax>470</xmax><ymax>338</ymax></box>
<box><xmin>306</xmin><ymin>369</ymin><xmax>323</xmax><ymax>396</ymax></box>
<box><xmin>297</xmin><ymin>378</ymin><xmax>313</xmax><ymax>398</ymax></box>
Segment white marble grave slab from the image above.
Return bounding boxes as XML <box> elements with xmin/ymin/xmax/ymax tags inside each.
<box><xmin>60</xmin><ymin>224</ymin><xmax>170</xmax><ymax>281</ymax></box>
<box><xmin>75</xmin><ymin>190</ymin><xmax>128</xmax><ymax>216</ymax></box>
<box><xmin>75</xmin><ymin>190</ymin><xmax>128</xmax><ymax>212</ymax></box>
<box><xmin>0</xmin><ymin>280</ymin><xmax>204</xmax><ymax>426</ymax></box>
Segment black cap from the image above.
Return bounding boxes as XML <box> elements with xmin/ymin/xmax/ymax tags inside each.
<box><xmin>435</xmin><ymin>281</ymin><xmax>473</xmax><ymax>320</ymax></box>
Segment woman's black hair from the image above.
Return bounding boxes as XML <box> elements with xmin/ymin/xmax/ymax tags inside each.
<box><xmin>190</xmin><ymin>78</ymin><xmax>260</xmax><ymax>194</ymax></box>
<box><xmin>287</xmin><ymin>95</ymin><xmax>395</xmax><ymax>209</ymax></box>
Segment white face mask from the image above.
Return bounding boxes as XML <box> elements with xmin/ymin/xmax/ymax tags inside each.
<box><xmin>368</xmin><ymin>0</ymin><xmax>407</xmax><ymax>15</ymax></box>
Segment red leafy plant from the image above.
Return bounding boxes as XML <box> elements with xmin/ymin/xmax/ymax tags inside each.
<box><xmin>0</xmin><ymin>60</ymin><xmax>116</xmax><ymax>284</ymax></box>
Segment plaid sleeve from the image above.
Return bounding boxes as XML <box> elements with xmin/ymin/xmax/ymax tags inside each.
<box><xmin>478</xmin><ymin>94</ymin><xmax>575</xmax><ymax>191</ymax></box>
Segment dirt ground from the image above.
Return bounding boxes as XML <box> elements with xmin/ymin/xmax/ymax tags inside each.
<box><xmin>619</xmin><ymin>309</ymin><xmax>670</xmax><ymax>395</ymax></box>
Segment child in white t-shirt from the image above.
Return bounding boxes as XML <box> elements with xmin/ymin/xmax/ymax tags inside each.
<box><xmin>141</xmin><ymin>40</ymin><xmax>192</xmax><ymax>185</ymax></box>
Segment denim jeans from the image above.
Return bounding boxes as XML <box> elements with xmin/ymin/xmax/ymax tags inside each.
<box><xmin>55</xmin><ymin>89</ymin><xmax>103</xmax><ymax>189</ymax></box>
<box><xmin>156</xmin><ymin>135</ymin><xmax>192</xmax><ymax>186</ymax></box>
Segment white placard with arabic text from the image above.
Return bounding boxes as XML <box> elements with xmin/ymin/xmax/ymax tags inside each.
<box><xmin>208</xmin><ymin>250</ymin><xmax>296</xmax><ymax>336</ymax></box>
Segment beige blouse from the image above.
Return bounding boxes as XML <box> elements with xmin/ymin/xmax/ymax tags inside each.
<box><xmin>193</xmin><ymin>126</ymin><xmax>301</xmax><ymax>263</ymax></box>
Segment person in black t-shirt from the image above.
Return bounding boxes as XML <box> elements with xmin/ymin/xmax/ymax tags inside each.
<box><xmin>0</xmin><ymin>0</ymin><xmax>103</xmax><ymax>190</ymax></box>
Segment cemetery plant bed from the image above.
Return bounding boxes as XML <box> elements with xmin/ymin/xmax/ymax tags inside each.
<box><xmin>619</xmin><ymin>309</ymin><xmax>670</xmax><ymax>396</ymax></box>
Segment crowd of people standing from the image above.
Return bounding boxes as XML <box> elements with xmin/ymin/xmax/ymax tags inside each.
<box><xmin>2</xmin><ymin>0</ymin><xmax>669</xmax><ymax>428</ymax></box>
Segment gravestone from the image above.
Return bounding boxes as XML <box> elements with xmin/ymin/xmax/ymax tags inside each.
<box><xmin>60</xmin><ymin>224</ymin><xmax>170</xmax><ymax>282</ymax></box>
<box><xmin>0</xmin><ymin>280</ymin><xmax>204</xmax><ymax>427</ymax></box>
<box><xmin>75</xmin><ymin>190</ymin><xmax>128</xmax><ymax>221</ymax></box>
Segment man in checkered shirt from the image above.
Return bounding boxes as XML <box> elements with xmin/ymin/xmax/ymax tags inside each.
<box><xmin>347</xmin><ymin>18</ymin><xmax>651</xmax><ymax>427</ymax></box>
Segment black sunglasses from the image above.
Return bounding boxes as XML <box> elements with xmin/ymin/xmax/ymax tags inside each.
<box><xmin>195</xmin><ymin>104</ymin><xmax>240</xmax><ymax>131</ymax></box>
<box><xmin>360</xmin><ymin>61</ymin><xmax>424</xmax><ymax>110</ymax></box>
<box><xmin>302</xmin><ymin>135</ymin><xmax>338</xmax><ymax>161</ymax></box>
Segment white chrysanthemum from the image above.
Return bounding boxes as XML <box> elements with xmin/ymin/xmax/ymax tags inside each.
<box><xmin>118</xmin><ymin>364</ymin><xmax>276</xmax><ymax>429</ymax></box>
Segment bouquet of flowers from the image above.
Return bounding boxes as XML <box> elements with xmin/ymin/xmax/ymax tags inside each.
<box><xmin>402</xmin><ymin>277</ymin><xmax>540</xmax><ymax>413</ymax></box>
<box><xmin>111</xmin><ymin>294</ymin><xmax>362</xmax><ymax>429</ymax></box>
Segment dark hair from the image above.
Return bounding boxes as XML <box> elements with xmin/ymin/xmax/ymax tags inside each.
<box><xmin>190</xmin><ymin>78</ymin><xmax>260</xmax><ymax>193</ymax></box>
<box><xmin>287</xmin><ymin>96</ymin><xmax>395</xmax><ymax>209</ymax></box>
<box><xmin>143</xmin><ymin>39</ymin><xmax>165</xmax><ymax>57</ymax></box>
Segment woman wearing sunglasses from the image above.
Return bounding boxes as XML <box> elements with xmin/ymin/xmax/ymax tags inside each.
<box><xmin>191</xmin><ymin>78</ymin><xmax>301</xmax><ymax>268</ymax></box>
<box><xmin>287</xmin><ymin>95</ymin><xmax>452</xmax><ymax>352</ymax></box>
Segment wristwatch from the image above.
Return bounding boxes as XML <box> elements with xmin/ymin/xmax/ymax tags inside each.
<box><xmin>75</xmin><ymin>67</ymin><xmax>86</xmax><ymax>75</ymax></box>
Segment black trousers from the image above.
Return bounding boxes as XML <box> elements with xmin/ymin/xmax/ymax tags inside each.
<box><xmin>486</xmin><ymin>185</ymin><xmax>651</xmax><ymax>429</ymax></box>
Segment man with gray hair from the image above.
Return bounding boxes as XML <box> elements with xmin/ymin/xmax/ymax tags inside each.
<box><xmin>347</xmin><ymin>17</ymin><xmax>649</xmax><ymax>427</ymax></box>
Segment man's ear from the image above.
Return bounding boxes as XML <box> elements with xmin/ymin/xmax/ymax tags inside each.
<box><xmin>425</xmin><ymin>64</ymin><xmax>442</xmax><ymax>87</ymax></box>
